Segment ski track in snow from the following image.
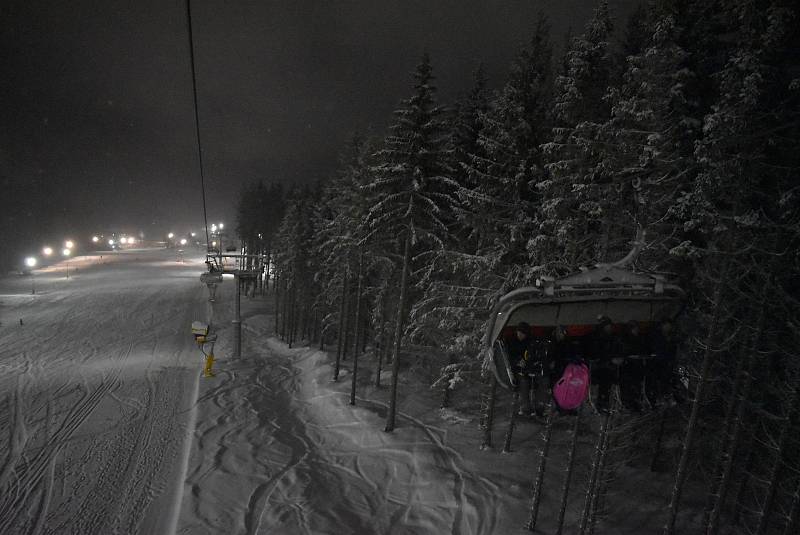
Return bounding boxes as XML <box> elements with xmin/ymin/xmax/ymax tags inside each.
<box><xmin>179</xmin><ymin>325</ymin><xmax>502</xmax><ymax>535</ymax></box>
<box><xmin>0</xmin><ymin>250</ymin><xmax>206</xmax><ymax>534</ymax></box>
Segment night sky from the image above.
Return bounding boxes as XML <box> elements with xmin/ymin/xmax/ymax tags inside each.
<box><xmin>2</xmin><ymin>0</ymin><xmax>636</xmax><ymax>247</ymax></box>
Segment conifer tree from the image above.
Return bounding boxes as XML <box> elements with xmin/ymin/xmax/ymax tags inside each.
<box><xmin>364</xmin><ymin>53</ymin><xmax>456</xmax><ymax>432</ymax></box>
<box><xmin>463</xmin><ymin>14</ymin><xmax>553</xmax><ymax>281</ymax></box>
<box><xmin>536</xmin><ymin>1</ymin><xmax>615</xmax><ymax>270</ymax></box>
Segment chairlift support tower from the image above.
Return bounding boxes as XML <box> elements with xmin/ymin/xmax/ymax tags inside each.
<box><xmin>202</xmin><ymin>252</ymin><xmax>267</xmax><ymax>359</ymax></box>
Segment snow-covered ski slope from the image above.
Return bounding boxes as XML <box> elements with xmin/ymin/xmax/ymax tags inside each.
<box><xmin>0</xmin><ymin>249</ymin><xmax>206</xmax><ymax>534</ymax></box>
<box><xmin>2</xmin><ymin>249</ymin><xmax>509</xmax><ymax>535</ymax></box>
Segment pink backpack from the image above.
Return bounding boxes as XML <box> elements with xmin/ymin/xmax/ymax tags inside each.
<box><xmin>553</xmin><ymin>362</ymin><xmax>591</xmax><ymax>411</ymax></box>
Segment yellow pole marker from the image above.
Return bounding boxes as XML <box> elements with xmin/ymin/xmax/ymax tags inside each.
<box><xmin>203</xmin><ymin>353</ymin><xmax>215</xmax><ymax>377</ymax></box>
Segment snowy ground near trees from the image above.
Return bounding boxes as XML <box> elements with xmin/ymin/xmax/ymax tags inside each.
<box><xmin>1</xmin><ymin>248</ymin><xmax>702</xmax><ymax>534</ymax></box>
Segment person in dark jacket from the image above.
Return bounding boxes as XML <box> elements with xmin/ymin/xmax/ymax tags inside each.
<box><xmin>507</xmin><ymin>321</ymin><xmax>545</xmax><ymax>416</ymax></box>
<box><xmin>620</xmin><ymin>320</ymin><xmax>648</xmax><ymax>412</ymax></box>
<box><xmin>589</xmin><ymin>316</ymin><xmax>621</xmax><ymax>413</ymax></box>
<box><xmin>646</xmin><ymin>318</ymin><xmax>679</xmax><ymax>406</ymax></box>
<box><xmin>548</xmin><ymin>325</ymin><xmax>582</xmax><ymax>387</ymax></box>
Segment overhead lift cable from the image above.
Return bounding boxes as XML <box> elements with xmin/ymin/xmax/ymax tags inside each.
<box><xmin>185</xmin><ymin>0</ymin><xmax>211</xmax><ymax>250</ymax></box>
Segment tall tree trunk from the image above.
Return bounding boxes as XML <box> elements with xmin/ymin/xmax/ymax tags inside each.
<box><xmin>299</xmin><ymin>305</ymin><xmax>306</xmax><ymax>341</ymax></box>
<box><xmin>525</xmin><ymin>402</ymin><xmax>554</xmax><ymax>531</ymax></box>
<box><xmin>784</xmin><ymin>473</ymin><xmax>800</xmax><ymax>535</ymax></box>
<box><xmin>350</xmin><ymin>250</ymin><xmax>364</xmax><ymax>406</ymax></box>
<box><xmin>288</xmin><ymin>286</ymin><xmax>298</xmax><ymax>347</ymax></box>
<box><xmin>580</xmin><ymin>411</ymin><xmax>612</xmax><ymax>535</ymax></box>
<box><xmin>440</xmin><ymin>358</ymin><xmax>454</xmax><ymax>409</ymax></box>
<box><xmin>706</xmin><ymin>302</ymin><xmax>767</xmax><ymax>535</ymax></box>
<box><xmin>502</xmin><ymin>390</ymin><xmax>520</xmax><ymax>454</ymax></box>
<box><xmin>385</xmin><ymin>233</ymin><xmax>411</xmax><ymax>433</ymax></box>
<box><xmin>334</xmin><ymin>272</ymin><xmax>349</xmax><ymax>381</ymax></box>
<box><xmin>361</xmin><ymin>315</ymin><xmax>369</xmax><ymax>354</ymax></box>
<box><xmin>480</xmin><ymin>374</ymin><xmax>497</xmax><ymax>450</ymax></box>
<box><xmin>319</xmin><ymin>310</ymin><xmax>326</xmax><ymax>351</ymax></box>
<box><xmin>703</xmin><ymin>351</ymin><xmax>747</xmax><ymax>497</ymax></box>
<box><xmin>374</xmin><ymin>321</ymin><xmax>386</xmax><ymax>388</ymax></box>
<box><xmin>281</xmin><ymin>279</ymin><xmax>290</xmax><ymax>340</ymax></box>
<box><xmin>312</xmin><ymin>308</ymin><xmax>319</xmax><ymax>344</ymax></box>
<box><xmin>556</xmin><ymin>411</ymin><xmax>582</xmax><ymax>535</ymax></box>
<box><xmin>342</xmin><ymin>293</ymin><xmax>352</xmax><ymax>362</ymax></box>
<box><xmin>732</xmin><ymin>436</ymin><xmax>757</xmax><ymax>527</ymax></box>
<box><xmin>274</xmin><ymin>272</ymin><xmax>280</xmax><ymax>336</ymax></box>
<box><xmin>650</xmin><ymin>409</ymin><xmax>668</xmax><ymax>472</ymax></box>
<box><xmin>264</xmin><ymin>249</ymin><xmax>271</xmax><ymax>294</ymax></box>
<box><xmin>588</xmin><ymin>410</ymin><xmax>615</xmax><ymax>535</ymax></box>
<box><xmin>755</xmin><ymin>387</ymin><xmax>799</xmax><ymax>535</ymax></box>
<box><xmin>663</xmin><ymin>279</ymin><xmax>726</xmax><ymax>535</ymax></box>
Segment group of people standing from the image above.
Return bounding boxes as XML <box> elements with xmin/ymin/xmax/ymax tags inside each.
<box><xmin>507</xmin><ymin>316</ymin><xmax>680</xmax><ymax>416</ymax></box>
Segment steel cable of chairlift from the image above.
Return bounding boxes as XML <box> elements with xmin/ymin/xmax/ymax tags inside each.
<box><xmin>185</xmin><ymin>0</ymin><xmax>211</xmax><ymax>250</ymax></box>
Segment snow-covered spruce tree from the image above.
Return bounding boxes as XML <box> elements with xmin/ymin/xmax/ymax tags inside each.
<box><xmin>535</xmin><ymin>0</ymin><xmax>616</xmax><ymax>271</ymax></box>
<box><xmin>364</xmin><ymin>53</ymin><xmax>457</xmax><ymax>433</ymax></box>
<box><xmin>461</xmin><ymin>13</ymin><xmax>553</xmax><ymax>287</ymax></box>
<box><xmin>450</xmin><ymin>65</ymin><xmax>489</xmax><ymax>211</ymax></box>
<box><xmin>405</xmin><ymin>18</ymin><xmax>554</xmax><ymax>442</ymax></box>
<box><xmin>408</xmin><ymin>18</ymin><xmax>556</xmax><ymax>421</ymax></box>
<box><xmin>594</xmin><ymin>11</ymin><xmax>702</xmax><ymax>268</ymax></box>
<box><xmin>404</xmin><ymin>66</ymin><xmax>490</xmax><ymax>399</ymax></box>
<box><xmin>419</xmin><ymin>14</ymin><xmax>554</xmax><ymax>358</ymax></box>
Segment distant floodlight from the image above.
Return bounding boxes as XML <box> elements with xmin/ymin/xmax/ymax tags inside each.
<box><xmin>92</xmin><ymin>236</ymin><xmax>99</xmax><ymax>243</ymax></box>
<box><xmin>210</xmin><ymin>224</ymin><xmax>217</xmax><ymax>232</ymax></box>
<box><xmin>127</xmin><ymin>237</ymin><xmax>135</xmax><ymax>245</ymax></box>
<box><xmin>211</xmin><ymin>241</ymin><xmax>217</xmax><ymax>247</ymax></box>
<box><xmin>62</xmin><ymin>248</ymin><xmax>71</xmax><ymax>257</ymax></box>
<box><xmin>120</xmin><ymin>237</ymin><xmax>128</xmax><ymax>244</ymax></box>
<box><xmin>167</xmin><ymin>232</ymin><xmax>174</xmax><ymax>239</ymax></box>
<box><xmin>180</xmin><ymin>238</ymin><xmax>187</xmax><ymax>245</ymax></box>
<box><xmin>65</xmin><ymin>240</ymin><xmax>74</xmax><ymax>249</ymax></box>
<box><xmin>43</xmin><ymin>247</ymin><xmax>53</xmax><ymax>256</ymax></box>
<box><xmin>218</xmin><ymin>223</ymin><xmax>224</xmax><ymax>230</ymax></box>
<box><xmin>108</xmin><ymin>239</ymin><xmax>115</xmax><ymax>246</ymax></box>
<box><xmin>25</xmin><ymin>257</ymin><xmax>37</xmax><ymax>268</ymax></box>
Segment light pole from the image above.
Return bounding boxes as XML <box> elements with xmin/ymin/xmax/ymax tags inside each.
<box><xmin>25</xmin><ymin>257</ymin><xmax>37</xmax><ymax>294</ymax></box>
<box><xmin>62</xmin><ymin>248</ymin><xmax>71</xmax><ymax>278</ymax></box>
